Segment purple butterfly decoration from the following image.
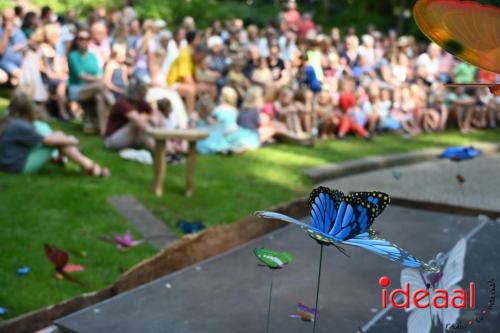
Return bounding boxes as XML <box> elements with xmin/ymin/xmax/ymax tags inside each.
<box><xmin>290</xmin><ymin>303</ymin><xmax>319</xmax><ymax>322</ymax></box>
<box><xmin>100</xmin><ymin>231</ymin><xmax>143</xmax><ymax>250</ymax></box>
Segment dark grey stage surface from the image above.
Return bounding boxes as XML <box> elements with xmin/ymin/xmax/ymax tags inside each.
<box><xmin>56</xmin><ymin>207</ymin><xmax>500</xmax><ymax>333</ymax></box>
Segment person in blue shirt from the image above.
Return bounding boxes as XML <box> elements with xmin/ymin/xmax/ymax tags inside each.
<box><xmin>298</xmin><ymin>53</ymin><xmax>322</xmax><ymax>94</ymax></box>
<box><xmin>0</xmin><ymin>8</ymin><xmax>27</xmax><ymax>86</ymax></box>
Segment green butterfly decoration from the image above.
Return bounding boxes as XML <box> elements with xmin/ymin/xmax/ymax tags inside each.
<box><xmin>254</xmin><ymin>248</ymin><xmax>293</xmax><ymax>269</ymax></box>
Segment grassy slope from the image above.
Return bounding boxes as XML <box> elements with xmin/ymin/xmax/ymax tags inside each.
<box><xmin>1</xmin><ymin>94</ymin><xmax>499</xmax><ymax>318</ymax></box>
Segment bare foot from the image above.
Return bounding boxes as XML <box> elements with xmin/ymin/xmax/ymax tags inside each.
<box><xmin>82</xmin><ymin>163</ymin><xmax>111</xmax><ymax>177</ymax></box>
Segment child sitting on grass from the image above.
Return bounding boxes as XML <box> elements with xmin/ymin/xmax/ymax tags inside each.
<box><xmin>378</xmin><ymin>88</ymin><xmax>401</xmax><ymax>132</ymax></box>
<box><xmin>197</xmin><ymin>88</ymin><xmax>260</xmax><ymax>155</ymax></box>
<box><xmin>0</xmin><ymin>91</ymin><xmax>110</xmax><ymax>177</ymax></box>
<box><xmin>337</xmin><ymin>79</ymin><xmax>370</xmax><ymax>140</ymax></box>
<box><xmin>214</xmin><ymin>87</ymin><xmax>260</xmax><ymax>154</ymax></box>
<box><xmin>156</xmin><ymin>98</ymin><xmax>187</xmax><ymax>163</ymax></box>
<box><xmin>274</xmin><ymin>87</ymin><xmax>304</xmax><ymax>137</ymax></box>
<box><xmin>294</xmin><ymin>89</ymin><xmax>314</xmax><ymax>134</ymax></box>
<box><xmin>314</xmin><ymin>89</ymin><xmax>339</xmax><ymax>139</ymax></box>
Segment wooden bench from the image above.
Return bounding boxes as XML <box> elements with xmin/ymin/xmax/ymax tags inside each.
<box><xmin>146</xmin><ymin>128</ymin><xmax>209</xmax><ymax>197</ymax></box>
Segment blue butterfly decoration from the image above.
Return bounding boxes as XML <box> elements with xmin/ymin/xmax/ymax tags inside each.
<box><xmin>256</xmin><ymin>187</ymin><xmax>438</xmax><ymax>272</ymax></box>
<box><xmin>0</xmin><ymin>306</ymin><xmax>8</xmax><ymax>316</ymax></box>
<box><xmin>439</xmin><ymin>146</ymin><xmax>480</xmax><ymax>162</ymax></box>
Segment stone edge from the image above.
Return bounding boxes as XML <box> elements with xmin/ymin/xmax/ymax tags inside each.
<box><xmin>304</xmin><ymin>142</ymin><xmax>500</xmax><ymax>183</ymax></box>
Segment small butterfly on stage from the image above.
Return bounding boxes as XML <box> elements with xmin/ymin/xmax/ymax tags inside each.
<box><xmin>438</xmin><ymin>146</ymin><xmax>480</xmax><ymax>162</ymax></box>
<box><xmin>290</xmin><ymin>303</ymin><xmax>318</xmax><ymax>322</ymax></box>
<box><xmin>392</xmin><ymin>170</ymin><xmax>403</xmax><ymax>180</ymax></box>
<box><xmin>256</xmin><ymin>187</ymin><xmax>438</xmax><ymax>272</ymax></box>
<box><xmin>254</xmin><ymin>248</ymin><xmax>293</xmax><ymax>269</ymax></box>
<box><xmin>439</xmin><ymin>146</ymin><xmax>479</xmax><ymax>184</ymax></box>
<box><xmin>44</xmin><ymin>244</ymin><xmax>85</xmax><ymax>285</ymax></box>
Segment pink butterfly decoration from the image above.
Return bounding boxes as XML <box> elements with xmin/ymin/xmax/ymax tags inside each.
<box><xmin>113</xmin><ymin>231</ymin><xmax>144</xmax><ymax>249</ymax></box>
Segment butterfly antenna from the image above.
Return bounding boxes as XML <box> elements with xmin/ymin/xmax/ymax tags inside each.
<box><xmin>334</xmin><ymin>244</ymin><xmax>350</xmax><ymax>258</ymax></box>
<box><xmin>419</xmin><ymin>271</ymin><xmax>431</xmax><ymax>289</ymax></box>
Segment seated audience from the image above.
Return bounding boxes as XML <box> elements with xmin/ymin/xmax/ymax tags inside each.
<box><xmin>1</xmin><ymin>0</ymin><xmax>497</xmax><ymax>166</ymax></box>
<box><xmin>0</xmin><ymin>8</ymin><xmax>27</xmax><ymax>86</ymax></box>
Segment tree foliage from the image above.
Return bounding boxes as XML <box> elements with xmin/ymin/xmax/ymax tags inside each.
<box><xmin>23</xmin><ymin>0</ymin><xmax>500</xmax><ymax>35</ymax></box>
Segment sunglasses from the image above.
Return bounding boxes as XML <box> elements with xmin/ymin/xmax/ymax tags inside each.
<box><xmin>77</xmin><ymin>36</ymin><xmax>90</xmax><ymax>41</ymax></box>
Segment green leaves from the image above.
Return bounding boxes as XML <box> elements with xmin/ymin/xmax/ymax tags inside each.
<box><xmin>254</xmin><ymin>248</ymin><xmax>293</xmax><ymax>269</ymax></box>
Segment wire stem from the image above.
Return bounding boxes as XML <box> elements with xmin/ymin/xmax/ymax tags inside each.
<box><xmin>312</xmin><ymin>245</ymin><xmax>324</xmax><ymax>333</ymax></box>
<box><xmin>266</xmin><ymin>271</ymin><xmax>273</xmax><ymax>333</ymax></box>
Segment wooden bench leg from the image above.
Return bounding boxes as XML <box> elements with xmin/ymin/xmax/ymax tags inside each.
<box><xmin>185</xmin><ymin>141</ymin><xmax>197</xmax><ymax>197</ymax></box>
<box><xmin>153</xmin><ymin>139</ymin><xmax>166</xmax><ymax>197</ymax></box>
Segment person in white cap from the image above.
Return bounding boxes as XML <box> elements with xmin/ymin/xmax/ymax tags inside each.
<box><xmin>206</xmin><ymin>35</ymin><xmax>228</xmax><ymax>89</ymax></box>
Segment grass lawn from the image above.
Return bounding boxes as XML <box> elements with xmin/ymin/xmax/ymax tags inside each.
<box><xmin>1</xmin><ymin>94</ymin><xmax>499</xmax><ymax>319</ymax></box>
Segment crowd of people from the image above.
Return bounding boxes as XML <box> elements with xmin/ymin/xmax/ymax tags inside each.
<box><xmin>0</xmin><ymin>0</ymin><xmax>499</xmax><ymax>176</ymax></box>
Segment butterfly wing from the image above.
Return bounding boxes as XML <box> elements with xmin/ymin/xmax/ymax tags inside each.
<box><xmin>414</xmin><ymin>0</ymin><xmax>500</xmax><ymax>74</ymax></box>
<box><xmin>297</xmin><ymin>303</ymin><xmax>317</xmax><ymax>321</ymax></box>
<box><xmin>311</xmin><ymin>187</ymin><xmax>379</xmax><ymax>241</ymax></box>
<box><xmin>441</xmin><ymin>238</ymin><xmax>467</xmax><ymax>289</ymax></box>
<box><xmin>407</xmin><ymin>307</ymin><xmax>433</xmax><ymax>333</ymax></box>
<box><xmin>436</xmin><ymin>285</ymin><xmax>461</xmax><ymax>327</ymax></box>
<box><xmin>253</xmin><ymin>248</ymin><xmax>292</xmax><ymax>269</ymax></box>
<box><xmin>342</xmin><ymin>232</ymin><xmax>439</xmax><ymax>272</ymax></box>
<box><xmin>114</xmin><ymin>232</ymin><xmax>132</xmax><ymax>248</ymax></box>
<box><xmin>308</xmin><ymin>187</ymin><xmax>340</xmax><ymax>233</ymax></box>
<box><xmin>347</xmin><ymin>191</ymin><xmax>391</xmax><ymax>220</ymax></box>
<box><xmin>44</xmin><ymin>244</ymin><xmax>69</xmax><ymax>272</ymax></box>
<box><xmin>401</xmin><ymin>268</ymin><xmax>429</xmax><ymax>312</ymax></box>
<box><xmin>254</xmin><ymin>211</ymin><xmax>313</xmax><ymax>230</ymax></box>
<box><xmin>255</xmin><ymin>210</ymin><xmax>341</xmax><ymax>245</ymax></box>
<box><xmin>63</xmin><ymin>264</ymin><xmax>85</xmax><ymax>273</ymax></box>
<box><xmin>439</xmin><ymin>146</ymin><xmax>479</xmax><ymax>161</ymax></box>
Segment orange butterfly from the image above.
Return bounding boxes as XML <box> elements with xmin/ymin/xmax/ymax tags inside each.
<box><xmin>414</xmin><ymin>0</ymin><xmax>499</xmax><ymax>95</ymax></box>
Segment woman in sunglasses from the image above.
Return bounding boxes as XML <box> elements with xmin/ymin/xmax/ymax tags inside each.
<box><xmin>68</xmin><ymin>29</ymin><xmax>114</xmax><ymax>135</ymax></box>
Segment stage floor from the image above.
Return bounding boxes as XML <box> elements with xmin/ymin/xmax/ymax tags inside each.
<box><xmin>56</xmin><ymin>207</ymin><xmax>499</xmax><ymax>333</ymax></box>
<box><xmin>56</xmin><ymin>154</ymin><xmax>500</xmax><ymax>333</ymax></box>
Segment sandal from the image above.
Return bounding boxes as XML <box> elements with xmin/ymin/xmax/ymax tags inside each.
<box><xmin>83</xmin><ymin>162</ymin><xmax>111</xmax><ymax>178</ymax></box>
